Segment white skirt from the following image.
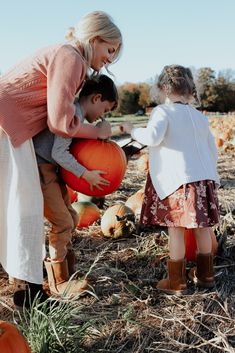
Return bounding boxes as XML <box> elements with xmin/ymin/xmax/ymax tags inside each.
<box><xmin>0</xmin><ymin>130</ymin><xmax>44</xmax><ymax>284</ymax></box>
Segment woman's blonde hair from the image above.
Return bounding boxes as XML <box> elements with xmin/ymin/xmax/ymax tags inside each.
<box><xmin>66</xmin><ymin>11</ymin><xmax>122</xmax><ymax>72</ymax></box>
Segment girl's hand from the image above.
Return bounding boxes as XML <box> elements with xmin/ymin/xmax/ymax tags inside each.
<box><xmin>81</xmin><ymin>170</ymin><xmax>110</xmax><ymax>191</ymax></box>
<box><xmin>119</xmin><ymin>122</ymin><xmax>134</xmax><ymax>134</ymax></box>
<box><xmin>96</xmin><ymin>120</ymin><xmax>112</xmax><ymax>139</ymax></box>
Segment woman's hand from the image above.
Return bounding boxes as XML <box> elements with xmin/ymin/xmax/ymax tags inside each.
<box><xmin>81</xmin><ymin>170</ymin><xmax>110</xmax><ymax>191</ymax></box>
<box><xmin>96</xmin><ymin>120</ymin><xmax>112</xmax><ymax>139</ymax></box>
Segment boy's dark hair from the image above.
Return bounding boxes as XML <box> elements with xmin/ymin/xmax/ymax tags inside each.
<box><xmin>79</xmin><ymin>74</ymin><xmax>118</xmax><ymax>110</ymax></box>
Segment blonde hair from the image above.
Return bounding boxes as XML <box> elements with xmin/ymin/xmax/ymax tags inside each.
<box><xmin>66</xmin><ymin>11</ymin><xmax>122</xmax><ymax>72</ymax></box>
<box><xmin>156</xmin><ymin>65</ymin><xmax>200</xmax><ymax>106</ymax></box>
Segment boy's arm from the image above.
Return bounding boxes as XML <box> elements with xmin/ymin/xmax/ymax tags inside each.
<box><xmin>51</xmin><ymin>135</ymin><xmax>86</xmax><ymax>177</ymax></box>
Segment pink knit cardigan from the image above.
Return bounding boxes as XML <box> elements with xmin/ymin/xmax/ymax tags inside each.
<box><xmin>0</xmin><ymin>43</ymin><xmax>99</xmax><ymax>147</ymax></box>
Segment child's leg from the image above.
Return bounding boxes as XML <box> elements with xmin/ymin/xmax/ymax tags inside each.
<box><xmin>157</xmin><ymin>227</ymin><xmax>187</xmax><ymax>294</ymax></box>
<box><xmin>39</xmin><ymin>164</ymin><xmax>74</xmax><ymax>262</ymax></box>
<box><xmin>39</xmin><ymin>164</ymin><xmax>88</xmax><ymax>297</ymax></box>
<box><xmin>193</xmin><ymin>227</ymin><xmax>212</xmax><ymax>254</ymax></box>
<box><xmin>189</xmin><ymin>227</ymin><xmax>215</xmax><ymax>288</ymax></box>
<box><xmin>168</xmin><ymin>227</ymin><xmax>185</xmax><ymax>260</ymax></box>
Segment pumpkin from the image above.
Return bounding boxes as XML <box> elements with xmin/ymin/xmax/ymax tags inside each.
<box><xmin>77</xmin><ymin>192</ymin><xmax>105</xmax><ymax>209</ymax></box>
<box><xmin>137</xmin><ymin>153</ymin><xmax>149</xmax><ymax>173</ymax></box>
<box><xmin>72</xmin><ymin>201</ymin><xmax>100</xmax><ymax>228</ymax></box>
<box><xmin>184</xmin><ymin>228</ymin><xmax>217</xmax><ymax>262</ymax></box>
<box><xmin>101</xmin><ymin>204</ymin><xmax>135</xmax><ymax>239</ymax></box>
<box><xmin>67</xmin><ymin>186</ymin><xmax>78</xmax><ymax>204</ymax></box>
<box><xmin>216</xmin><ymin>137</ymin><xmax>224</xmax><ymax>148</ymax></box>
<box><xmin>125</xmin><ymin>188</ymin><xmax>145</xmax><ymax>216</ymax></box>
<box><xmin>61</xmin><ymin>139</ymin><xmax>127</xmax><ymax>197</ymax></box>
<box><xmin>0</xmin><ymin>320</ymin><xmax>31</xmax><ymax>352</ymax></box>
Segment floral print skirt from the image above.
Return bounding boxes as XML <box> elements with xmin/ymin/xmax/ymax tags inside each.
<box><xmin>140</xmin><ymin>173</ymin><xmax>220</xmax><ymax>228</ymax></box>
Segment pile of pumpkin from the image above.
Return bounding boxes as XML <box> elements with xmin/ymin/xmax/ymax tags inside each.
<box><xmin>209</xmin><ymin>114</ymin><xmax>235</xmax><ymax>151</ymax></box>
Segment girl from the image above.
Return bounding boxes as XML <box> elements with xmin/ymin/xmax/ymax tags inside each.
<box><xmin>0</xmin><ymin>11</ymin><xmax>122</xmax><ymax>307</ymax></box>
<box><xmin>121</xmin><ymin>65</ymin><xmax>220</xmax><ymax>295</ymax></box>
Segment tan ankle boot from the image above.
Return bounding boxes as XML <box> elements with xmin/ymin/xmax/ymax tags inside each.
<box><xmin>44</xmin><ymin>259</ymin><xmax>88</xmax><ymax>297</ymax></box>
<box><xmin>157</xmin><ymin>259</ymin><xmax>187</xmax><ymax>295</ymax></box>
<box><xmin>66</xmin><ymin>249</ymin><xmax>76</xmax><ymax>275</ymax></box>
<box><xmin>189</xmin><ymin>253</ymin><xmax>215</xmax><ymax>288</ymax></box>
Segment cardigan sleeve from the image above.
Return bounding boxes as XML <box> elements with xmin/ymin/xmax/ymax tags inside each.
<box><xmin>131</xmin><ymin>107</ymin><xmax>168</xmax><ymax>146</ymax></box>
<box><xmin>47</xmin><ymin>45</ymin><xmax>99</xmax><ymax>139</ymax></box>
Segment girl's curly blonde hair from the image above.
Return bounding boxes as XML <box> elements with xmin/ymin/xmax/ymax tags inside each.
<box><xmin>156</xmin><ymin>65</ymin><xmax>200</xmax><ymax>106</ymax></box>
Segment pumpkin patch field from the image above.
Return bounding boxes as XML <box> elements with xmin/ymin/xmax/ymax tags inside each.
<box><xmin>0</xmin><ymin>113</ymin><xmax>235</xmax><ymax>353</ymax></box>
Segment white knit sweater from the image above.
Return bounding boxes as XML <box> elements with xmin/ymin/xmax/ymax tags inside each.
<box><xmin>131</xmin><ymin>102</ymin><xmax>220</xmax><ymax>199</ymax></box>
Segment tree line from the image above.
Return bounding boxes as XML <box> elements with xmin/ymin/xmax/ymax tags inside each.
<box><xmin>116</xmin><ymin>67</ymin><xmax>235</xmax><ymax>115</ymax></box>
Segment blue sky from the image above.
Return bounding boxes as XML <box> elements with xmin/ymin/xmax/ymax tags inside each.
<box><xmin>0</xmin><ymin>0</ymin><xmax>234</xmax><ymax>84</ymax></box>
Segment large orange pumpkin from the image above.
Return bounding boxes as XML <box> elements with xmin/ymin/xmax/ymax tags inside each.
<box><xmin>184</xmin><ymin>228</ymin><xmax>217</xmax><ymax>261</ymax></box>
<box><xmin>0</xmin><ymin>320</ymin><xmax>31</xmax><ymax>352</ymax></box>
<box><xmin>61</xmin><ymin>139</ymin><xmax>127</xmax><ymax>197</ymax></box>
<box><xmin>72</xmin><ymin>201</ymin><xmax>100</xmax><ymax>228</ymax></box>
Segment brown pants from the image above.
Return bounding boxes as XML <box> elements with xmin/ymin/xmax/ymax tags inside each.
<box><xmin>39</xmin><ymin>164</ymin><xmax>78</xmax><ymax>261</ymax></box>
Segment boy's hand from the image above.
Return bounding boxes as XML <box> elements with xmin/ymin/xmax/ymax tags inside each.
<box><xmin>96</xmin><ymin>120</ymin><xmax>112</xmax><ymax>139</ymax></box>
<box><xmin>119</xmin><ymin>122</ymin><xmax>134</xmax><ymax>134</ymax></box>
<box><xmin>81</xmin><ymin>170</ymin><xmax>110</xmax><ymax>191</ymax></box>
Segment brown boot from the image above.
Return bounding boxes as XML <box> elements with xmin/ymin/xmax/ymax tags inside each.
<box><xmin>44</xmin><ymin>259</ymin><xmax>88</xmax><ymax>297</ymax></box>
<box><xmin>189</xmin><ymin>253</ymin><xmax>215</xmax><ymax>288</ymax></box>
<box><xmin>66</xmin><ymin>249</ymin><xmax>76</xmax><ymax>275</ymax></box>
<box><xmin>157</xmin><ymin>259</ymin><xmax>187</xmax><ymax>295</ymax></box>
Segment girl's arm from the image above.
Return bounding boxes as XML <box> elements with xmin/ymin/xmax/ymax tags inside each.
<box><xmin>120</xmin><ymin>107</ymin><xmax>168</xmax><ymax>146</ymax></box>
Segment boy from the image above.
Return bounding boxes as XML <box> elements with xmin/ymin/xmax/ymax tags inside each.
<box><xmin>33</xmin><ymin>74</ymin><xmax>118</xmax><ymax>297</ymax></box>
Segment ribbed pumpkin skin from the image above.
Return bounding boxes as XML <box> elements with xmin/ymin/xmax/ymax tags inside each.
<box><xmin>184</xmin><ymin>228</ymin><xmax>217</xmax><ymax>261</ymax></box>
<box><xmin>101</xmin><ymin>204</ymin><xmax>135</xmax><ymax>239</ymax></box>
<box><xmin>0</xmin><ymin>320</ymin><xmax>31</xmax><ymax>353</ymax></box>
<box><xmin>61</xmin><ymin>139</ymin><xmax>127</xmax><ymax>197</ymax></box>
<box><xmin>72</xmin><ymin>201</ymin><xmax>100</xmax><ymax>228</ymax></box>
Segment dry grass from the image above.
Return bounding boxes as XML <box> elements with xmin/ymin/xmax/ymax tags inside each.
<box><xmin>0</xmin><ymin>116</ymin><xmax>235</xmax><ymax>352</ymax></box>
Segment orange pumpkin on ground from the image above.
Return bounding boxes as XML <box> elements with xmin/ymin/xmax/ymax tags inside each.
<box><xmin>101</xmin><ymin>204</ymin><xmax>136</xmax><ymax>239</ymax></box>
<box><xmin>216</xmin><ymin>137</ymin><xmax>224</xmax><ymax>148</ymax></box>
<box><xmin>184</xmin><ymin>228</ymin><xmax>217</xmax><ymax>262</ymax></box>
<box><xmin>72</xmin><ymin>201</ymin><xmax>100</xmax><ymax>229</ymax></box>
<box><xmin>66</xmin><ymin>186</ymin><xmax>78</xmax><ymax>204</ymax></box>
<box><xmin>125</xmin><ymin>188</ymin><xmax>145</xmax><ymax>216</ymax></box>
<box><xmin>137</xmin><ymin>153</ymin><xmax>149</xmax><ymax>173</ymax></box>
<box><xmin>0</xmin><ymin>320</ymin><xmax>31</xmax><ymax>352</ymax></box>
<box><xmin>61</xmin><ymin>139</ymin><xmax>127</xmax><ymax>197</ymax></box>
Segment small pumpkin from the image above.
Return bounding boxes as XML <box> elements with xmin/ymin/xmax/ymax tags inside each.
<box><xmin>0</xmin><ymin>320</ymin><xmax>31</xmax><ymax>352</ymax></box>
<box><xmin>101</xmin><ymin>204</ymin><xmax>136</xmax><ymax>239</ymax></box>
<box><xmin>72</xmin><ymin>201</ymin><xmax>100</xmax><ymax>229</ymax></box>
<box><xmin>77</xmin><ymin>192</ymin><xmax>105</xmax><ymax>209</ymax></box>
<box><xmin>125</xmin><ymin>188</ymin><xmax>145</xmax><ymax>216</ymax></box>
<box><xmin>184</xmin><ymin>228</ymin><xmax>217</xmax><ymax>262</ymax></box>
<box><xmin>67</xmin><ymin>186</ymin><xmax>78</xmax><ymax>204</ymax></box>
<box><xmin>216</xmin><ymin>137</ymin><xmax>224</xmax><ymax>148</ymax></box>
<box><xmin>137</xmin><ymin>153</ymin><xmax>149</xmax><ymax>173</ymax></box>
